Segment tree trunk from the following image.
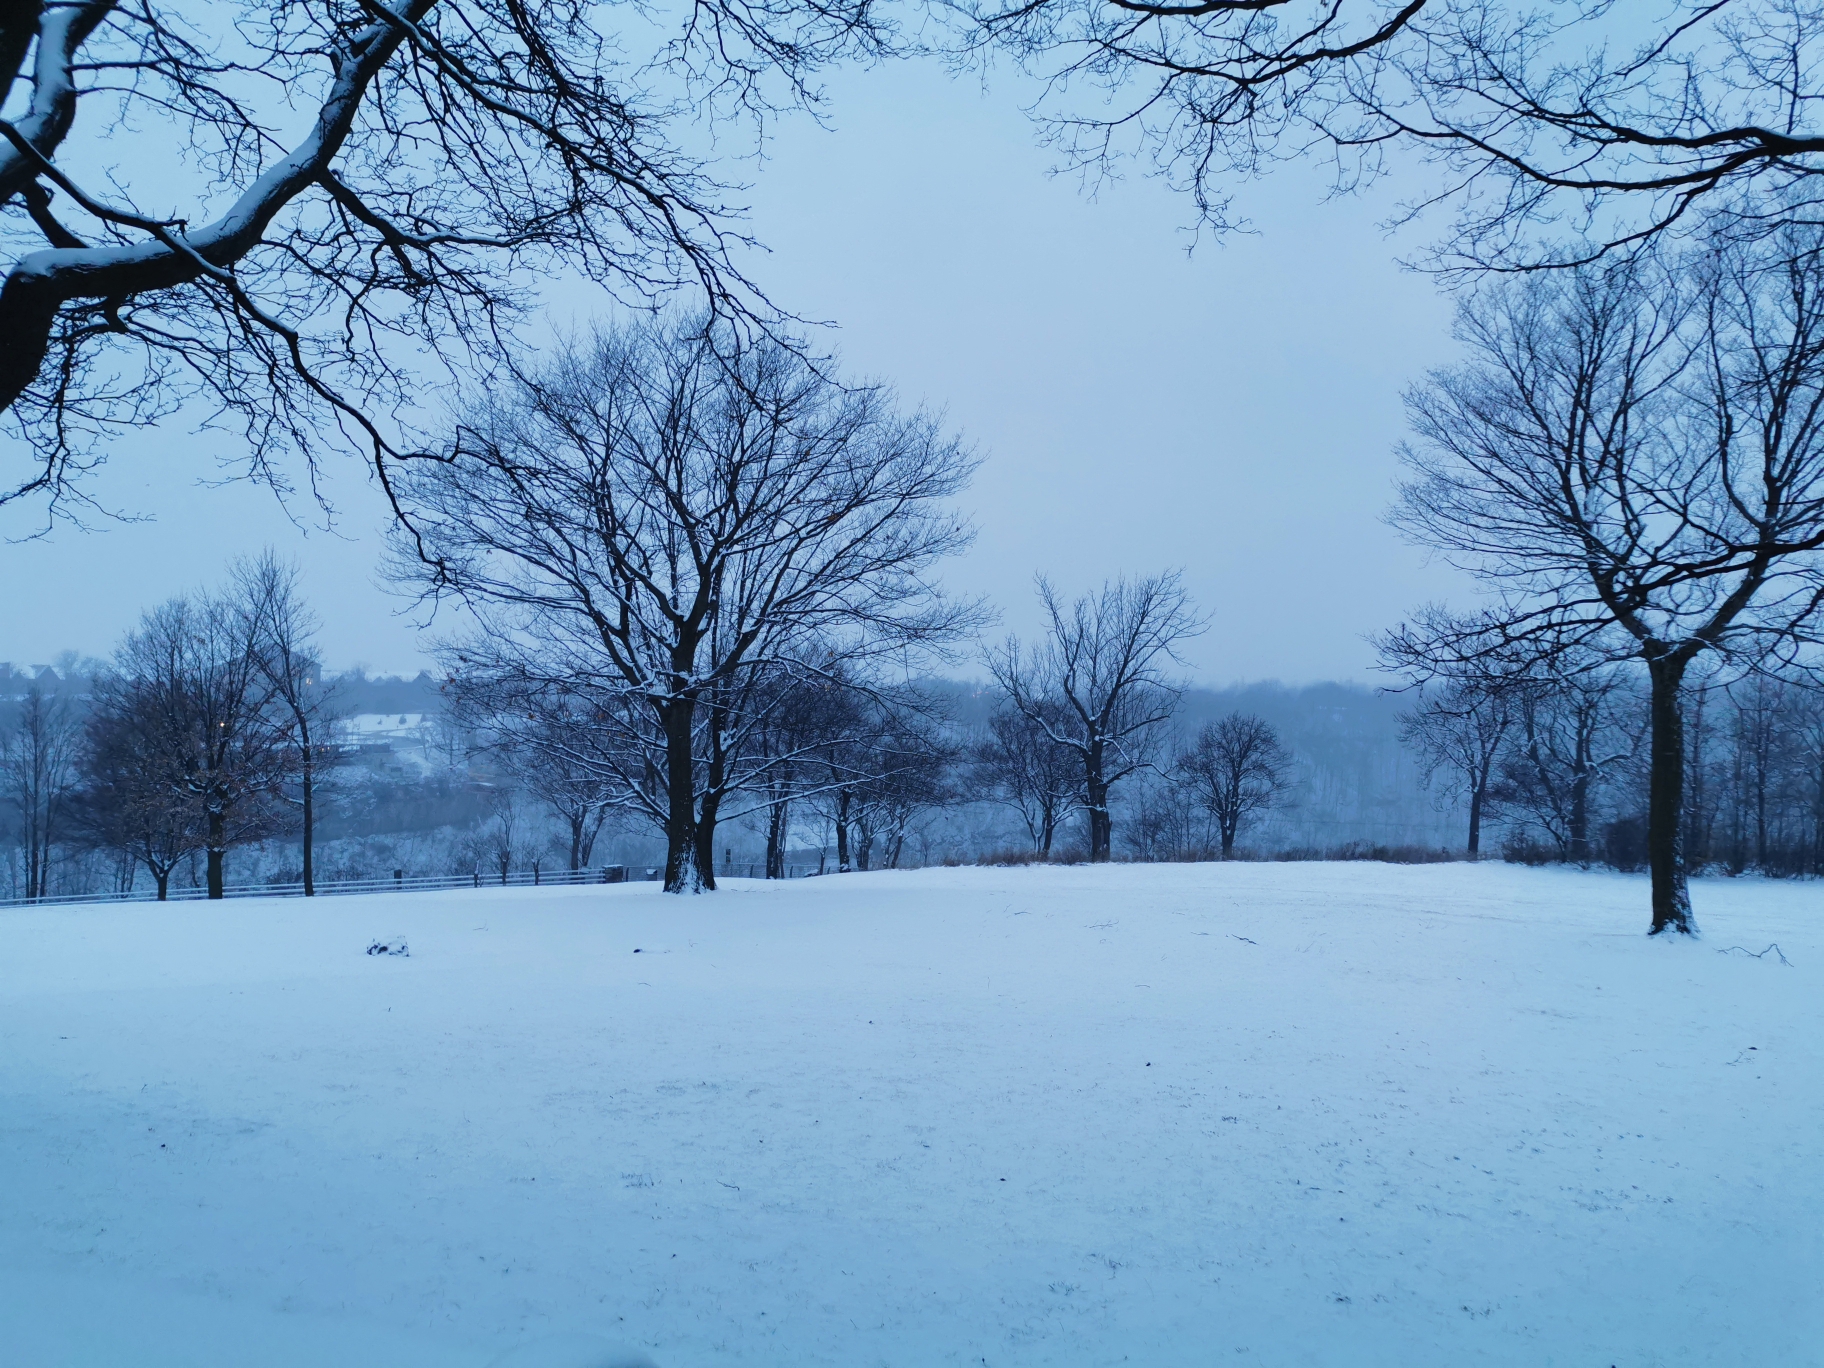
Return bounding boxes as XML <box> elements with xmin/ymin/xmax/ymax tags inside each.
<box><xmin>1039</xmin><ymin>804</ymin><xmax>1055</xmax><ymax>857</ymax></box>
<box><xmin>834</xmin><ymin>788</ymin><xmax>852</xmax><ymax>872</ymax></box>
<box><xmin>206</xmin><ymin>806</ymin><xmax>226</xmax><ymax>900</ymax></box>
<box><xmin>692</xmin><ymin>790</ymin><xmax>721</xmax><ymax>892</ymax></box>
<box><xmin>660</xmin><ymin>700</ymin><xmax>703</xmax><ymax>894</ymax></box>
<box><xmin>1814</xmin><ymin>760</ymin><xmax>1824</xmax><ymax>876</ymax></box>
<box><xmin>1647</xmin><ymin>654</ymin><xmax>1696</xmax><ymax>935</ymax></box>
<box><xmin>766</xmin><ymin>796</ymin><xmax>788</xmax><ymax>878</ymax></box>
<box><xmin>1219</xmin><ymin>819</ymin><xmax>1236</xmax><ymax>859</ymax></box>
<box><xmin>693</xmin><ymin>715</ymin><xmax>726</xmax><ymax>890</ymax></box>
<box><xmin>1085</xmin><ymin>777</ymin><xmax>1111</xmax><ymax>862</ymax></box>
<box><xmin>300</xmin><ymin>723</ymin><xmax>316</xmax><ymax>897</ymax></box>
<box><xmin>1466</xmin><ymin>784</ymin><xmax>1483</xmax><ymax>857</ymax></box>
<box><xmin>1083</xmin><ymin>730</ymin><xmax>1113</xmax><ymax>861</ymax></box>
<box><xmin>1754</xmin><ymin>753</ymin><xmax>1769</xmax><ymax>871</ymax></box>
<box><xmin>1569</xmin><ymin>767</ymin><xmax>1590</xmax><ymax>864</ymax></box>
<box><xmin>154</xmin><ymin>867</ymin><xmax>170</xmax><ymax>901</ymax></box>
<box><xmin>1088</xmin><ymin>805</ymin><xmax>1111</xmax><ymax>861</ymax></box>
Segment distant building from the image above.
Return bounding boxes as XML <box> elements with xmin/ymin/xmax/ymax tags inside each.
<box><xmin>343</xmin><ymin>711</ymin><xmax>428</xmax><ymax>741</ymax></box>
<box><xmin>337</xmin><ymin>712</ymin><xmax>439</xmax><ymax>770</ymax></box>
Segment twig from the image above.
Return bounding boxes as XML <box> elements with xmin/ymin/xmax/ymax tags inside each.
<box><xmin>1718</xmin><ymin>943</ymin><xmax>1792</xmax><ymax>966</ymax></box>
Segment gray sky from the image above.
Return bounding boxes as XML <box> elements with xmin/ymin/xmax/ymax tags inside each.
<box><xmin>0</xmin><ymin>58</ymin><xmax>1468</xmax><ymax>684</ymax></box>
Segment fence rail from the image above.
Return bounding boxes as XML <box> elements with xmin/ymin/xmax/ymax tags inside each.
<box><xmin>1</xmin><ymin>861</ymin><xmax>824</xmax><ymax>910</ymax></box>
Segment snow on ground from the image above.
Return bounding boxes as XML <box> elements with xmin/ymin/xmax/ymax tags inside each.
<box><xmin>2</xmin><ymin>862</ymin><xmax>1820</xmax><ymax>1367</ymax></box>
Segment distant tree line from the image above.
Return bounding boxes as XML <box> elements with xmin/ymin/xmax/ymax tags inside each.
<box><xmin>17</xmin><ymin>595</ymin><xmax>1824</xmax><ymax>900</ymax></box>
<box><xmin>1391</xmin><ymin>662</ymin><xmax>1824</xmax><ymax>881</ymax></box>
<box><xmin>0</xmin><ymin>554</ymin><xmax>338</xmax><ymax>900</ymax></box>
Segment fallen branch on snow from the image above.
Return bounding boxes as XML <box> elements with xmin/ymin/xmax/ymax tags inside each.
<box><xmin>1718</xmin><ymin>943</ymin><xmax>1791</xmax><ymax>966</ymax></box>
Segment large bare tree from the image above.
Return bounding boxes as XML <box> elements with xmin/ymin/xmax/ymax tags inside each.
<box><xmin>394</xmin><ymin>315</ymin><xmax>979</xmax><ymax>893</ymax></box>
<box><xmin>0</xmin><ymin>0</ymin><xmax>881</xmax><ymax>511</ymax></box>
<box><xmin>988</xmin><ymin>572</ymin><xmax>1203</xmax><ymax>861</ymax></box>
<box><xmin>1386</xmin><ymin>232</ymin><xmax>1824</xmax><ymax>933</ymax></box>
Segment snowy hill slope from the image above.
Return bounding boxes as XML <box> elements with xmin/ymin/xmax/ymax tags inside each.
<box><xmin>2</xmin><ymin>863</ymin><xmax>1819</xmax><ymax>1366</ymax></box>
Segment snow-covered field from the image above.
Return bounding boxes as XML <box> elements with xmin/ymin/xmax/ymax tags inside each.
<box><xmin>2</xmin><ymin>863</ymin><xmax>1819</xmax><ymax>1367</ymax></box>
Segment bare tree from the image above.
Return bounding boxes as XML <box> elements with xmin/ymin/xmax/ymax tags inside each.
<box><xmin>1398</xmin><ymin>679</ymin><xmax>1516</xmax><ymax>857</ymax></box>
<box><xmin>1175</xmin><ymin>712</ymin><xmax>1294</xmax><ymax>858</ymax></box>
<box><xmin>452</xmin><ymin>681</ymin><xmax>621</xmax><ymax>873</ymax></box>
<box><xmin>0</xmin><ymin>0</ymin><xmax>885</xmax><ymax>512</ymax></box>
<box><xmin>974</xmin><ymin>702</ymin><xmax>1080</xmax><ymax>856</ymax></box>
<box><xmin>802</xmin><ymin>679</ymin><xmax>891</xmax><ymax>874</ymax></box>
<box><xmin>75</xmin><ymin>682</ymin><xmax>206</xmax><ymax>899</ymax></box>
<box><xmin>1495</xmin><ymin>668</ymin><xmax>1639</xmax><ymax>864</ymax></box>
<box><xmin>1386</xmin><ymin>234</ymin><xmax>1824</xmax><ymax>933</ymax></box>
<box><xmin>394</xmin><ymin>316</ymin><xmax>980</xmax><ymax>893</ymax></box>
<box><xmin>956</xmin><ymin>1</ymin><xmax>1824</xmax><ymax>270</ymax></box>
<box><xmin>988</xmin><ymin>572</ymin><xmax>1204</xmax><ymax>861</ymax></box>
<box><xmin>845</xmin><ymin>705</ymin><xmax>957</xmax><ymax>871</ymax></box>
<box><xmin>1795</xmin><ymin>686</ymin><xmax>1824</xmax><ymax>875</ymax></box>
<box><xmin>743</xmin><ymin>661</ymin><xmax>855</xmax><ymax>878</ymax></box>
<box><xmin>528</xmin><ymin>748</ymin><xmax>618</xmax><ymax>874</ymax></box>
<box><xmin>0</xmin><ymin>681</ymin><xmax>84</xmax><ymax>899</ymax></box>
<box><xmin>107</xmin><ymin>594</ymin><xmax>288</xmax><ymax>897</ymax></box>
<box><xmin>1720</xmin><ymin>674</ymin><xmax>1801</xmax><ymax>872</ymax></box>
<box><xmin>233</xmin><ymin>551</ymin><xmax>337</xmax><ymax>894</ymax></box>
<box><xmin>479</xmin><ymin>786</ymin><xmax>520</xmax><ymax>884</ymax></box>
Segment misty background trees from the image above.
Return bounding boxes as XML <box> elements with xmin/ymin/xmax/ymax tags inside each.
<box><xmin>16</xmin><ymin>615</ymin><xmax>1824</xmax><ymax>901</ymax></box>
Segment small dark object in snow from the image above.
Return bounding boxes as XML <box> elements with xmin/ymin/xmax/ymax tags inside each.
<box><xmin>1229</xmin><ymin>934</ymin><xmax>1258</xmax><ymax>945</ymax></box>
<box><xmin>1145</xmin><ymin>1062</ymin><xmax>1151</xmax><ymax>1067</ymax></box>
<box><xmin>366</xmin><ymin>940</ymin><xmax>409</xmax><ymax>957</ymax></box>
<box><xmin>633</xmin><ymin>948</ymin><xmax>642</xmax><ymax>953</ymax></box>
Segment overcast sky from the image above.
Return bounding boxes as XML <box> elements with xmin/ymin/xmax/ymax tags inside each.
<box><xmin>0</xmin><ymin>58</ymin><xmax>1469</xmax><ymax>685</ymax></box>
